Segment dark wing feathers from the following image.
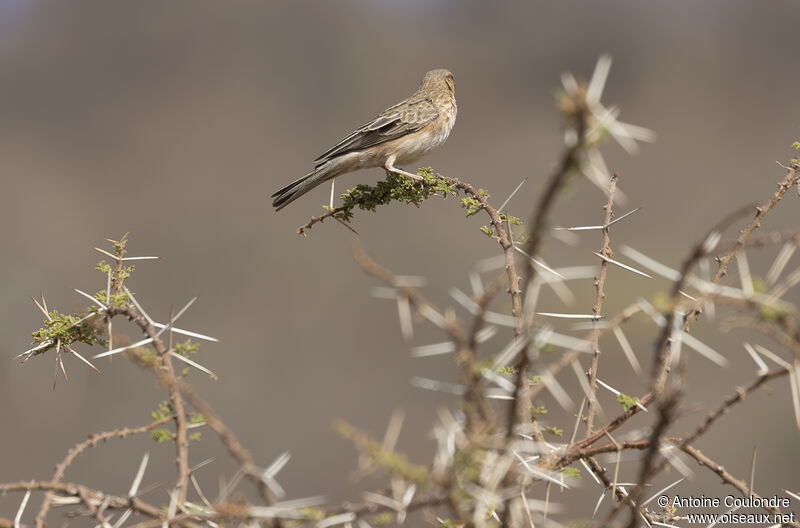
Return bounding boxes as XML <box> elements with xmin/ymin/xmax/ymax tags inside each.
<box><xmin>314</xmin><ymin>98</ymin><xmax>439</xmax><ymax>166</ymax></box>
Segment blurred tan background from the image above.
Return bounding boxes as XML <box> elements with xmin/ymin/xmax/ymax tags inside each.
<box><xmin>2</xmin><ymin>0</ymin><xmax>799</xmax><ymax>524</ymax></box>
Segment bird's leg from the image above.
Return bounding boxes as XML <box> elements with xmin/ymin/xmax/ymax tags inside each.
<box><xmin>329</xmin><ymin>178</ymin><xmax>336</xmax><ymax>208</ymax></box>
<box><xmin>384</xmin><ymin>155</ymin><xmax>424</xmax><ymax>182</ymax></box>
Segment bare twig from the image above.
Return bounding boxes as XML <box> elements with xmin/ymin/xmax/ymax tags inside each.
<box><xmin>617</xmin><ymin>166</ymin><xmax>800</xmax><ymax>525</ymax></box>
<box><xmin>712</xmin><ymin>168</ymin><xmax>799</xmax><ymax>284</ymax></box>
<box><xmin>352</xmin><ymin>243</ymin><xmax>464</xmax><ymax>341</ymax></box>
<box><xmin>297</xmin><ymin>205</ymin><xmax>349</xmax><ymax>236</ymax></box>
<box><xmin>679</xmin><ymin>444</ymin><xmax>799</xmax><ymax>526</ymax></box>
<box><xmin>586</xmin><ymin>173</ymin><xmax>619</xmax><ymax>434</ymax></box>
<box><xmin>618</xmin><ymin>390</ymin><xmax>678</xmax><ymax>528</ymax></box>
<box><xmin>683</xmin><ymin>367</ymin><xmax>790</xmax><ymax>445</ymax></box>
<box><xmin>650</xmin><ymin>202</ymin><xmax>759</xmax><ymax>394</ymax></box>
<box><xmin>1</xmin><ymin>481</ymin><xmax>164</xmax><ymax>522</ymax></box>
<box><xmin>716</xmin><ymin>228</ymin><xmax>800</xmax><ymax>251</ymax></box>
<box><xmin>103</xmin><ymin>306</ymin><xmax>190</xmax><ymax>507</ymax></box>
<box><xmin>434</xmin><ymin>172</ymin><xmax>524</xmax><ymax>331</ymax></box>
<box><xmin>172</xmin><ymin>377</ymin><xmax>284</xmax><ymax>509</ymax></box>
<box><xmin>333</xmin><ymin>420</ymin><xmax>433</xmax><ymax>485</ymax></box>
<box><xmin>506</xmin><ymin>92</ymin><xmax>590</xmax><ymax>439</ymax></box>
<box><xmin>35</xmin><ymin>416</ymin><xmax>172</xmax><ymax>527</ymax></box>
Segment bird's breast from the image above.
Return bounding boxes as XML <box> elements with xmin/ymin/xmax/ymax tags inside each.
<box><xmin>393</xmin><ymin>101</ymin><xmax>456</xmax><ymax>165</ymax></box>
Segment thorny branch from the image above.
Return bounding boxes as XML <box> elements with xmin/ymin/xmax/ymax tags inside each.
<box><xmin>649</xmin><ymin>202</ymin><xmax>759</xmax><ymax>395</ymax></box>
<box><xmin>35</xmin><ymin>416</ymin><xmax>173</xmax><ymax>527</ymax></box>
<box><xmin>614</xmin><ymin>166</ymin><xmax>800</xmax><ymax>527</ymax></box>
<box><xmin>105</xmin><ymin>305</ymin><xmax>285</xmax><ymax>511</ymax></box>
<box><xmin>2</xmin><ymin>481</ymin><xmax>165</xmax><ymax>522</ymax></box>
<box><xmin>102</xmin><ymin>303</ymin><xmax>191</xmax><ymax>509</ymax></box>
<box><xmin>585</xmin><ymin>172</ymin><xmax>619</xmax><ymax>434</ymax></box>
<box><xmin>8</xmin><ymin>59</ymin><xmax>800</xmax><ymax>528</ymax></box>
<box><xmin>292</xmin><ymin>76</ymin><xmax>799</xmax><ymax>528</ymax></box>
<box><xmin>679</xmin><ymin>444</ymin><xmax>799</xmax><ymax>526</ymax></box>
<box><xmin>683</xmin><ymin>367</ymin><xmax>791</xmax><ymax>445</ymax></box>
<box><xmin>505</xmin><ymin>92</ymin><xmax>590</xmax><ymax>441</ymax></box>
<box><xmin>13</xmin><ymin>172</ymin><xmax>800</xmax><ymax>528</ymax></box>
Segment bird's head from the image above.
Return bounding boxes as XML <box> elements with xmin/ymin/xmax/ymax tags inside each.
<box><xmin>422</xmin><ymin>69</ymin><xmax>455</xmax><ymax>94</ymax></box>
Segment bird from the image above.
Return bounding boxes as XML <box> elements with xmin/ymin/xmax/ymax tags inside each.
<box><xmin>272</xmin><ymin>69</ymin><xmax>457</xmax><ymax>210</ymax></box>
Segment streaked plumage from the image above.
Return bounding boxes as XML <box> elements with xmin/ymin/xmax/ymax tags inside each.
<box><xmin>272</xmin><ymin>69</ymin><xmax>457</xmax><ymax>210</ymax></box>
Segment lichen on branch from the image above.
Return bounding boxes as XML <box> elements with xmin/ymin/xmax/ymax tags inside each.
<box><xmin>297</xmin><ymin>167</ymin><xmax>508</xmax><ymax>236</ymax></box>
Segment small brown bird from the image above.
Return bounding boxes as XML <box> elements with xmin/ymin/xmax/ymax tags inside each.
<box><xmin>272</xmin><ymin>69</ymin><xmax>457</xmax><ymax>210</ymax></box>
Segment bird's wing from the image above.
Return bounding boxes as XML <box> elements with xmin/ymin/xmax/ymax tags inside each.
<box><xmin>314</xmin><ymin>97</ymin><xmax>439</xmax><ymax>166</ymax></box>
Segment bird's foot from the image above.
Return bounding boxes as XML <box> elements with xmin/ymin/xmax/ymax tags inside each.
<box><xmin>385</xmin><ymin>163</ymin><xmax>424</xmax><ymax>182</ymax></box>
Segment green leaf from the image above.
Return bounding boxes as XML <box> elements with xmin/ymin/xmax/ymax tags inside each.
<box><xmin>150</xmin><ymin>429</ymin><xmax>173</xmax><ymax>443</ymax></box>
<box><xmin>30</xmin><ymin>310</ymin><xmax>106</xmax><ymax>353</ymax></box>
<box><xmin>545</xmin><ymin>426</ymin><xmax>563</xmax><ymax>437</ymax></box>
<box><xmin>561</xmin><ymin>467</ymin><xmax>580</xmax><ymax>478</ymax></box>
<box><xmin>151</xmin><ymin>400</ymin><xmax>173</xmax><ymax>421</ymax></box>
<box><xmin>616</xmin><ymin>392</ymin><xmax>639</xmax><ymax>411</ymax></box>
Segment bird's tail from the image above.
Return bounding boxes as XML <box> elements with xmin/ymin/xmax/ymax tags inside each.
<box><xmin>271</xmin><ymin>160</ymin><xmax>343</xmax><ymax>211</ymax></box>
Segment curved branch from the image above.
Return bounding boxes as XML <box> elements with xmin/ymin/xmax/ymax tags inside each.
<box><xmin>104</xmin><ymin>306</ymin><xmax>190</xmax><ymax>508</ymax></box>
<box><xmin>2</xmin><ymin>481</ymin><xmax>164</xmax><ymax>522</ymax></box>
<box><xmin>35</xmin><ymin>416</ymin><xmax>172</xmax><ymax>526</ymax></box>
<box><xmin>506</xmin><ymin>101</ymin><xmax>591</xmax><ymax>439</ymax></box>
